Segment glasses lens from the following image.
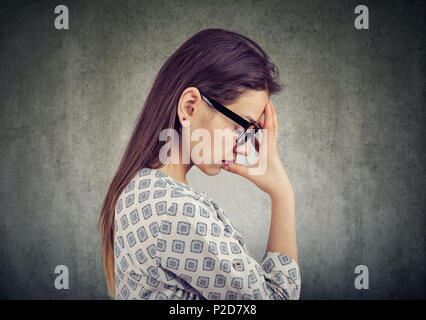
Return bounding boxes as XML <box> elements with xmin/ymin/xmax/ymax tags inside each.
<box><xmin>236</xmin><ymin>125</ymin><xmax>257</xmax><ymax>146</ymax></box>
<box><xmin>246</xmin><ymin>125</ymin><xmax>258</xmax><ymax>139</ymax></box>
<box><xmin>236</xmin><ymin>131</ymin><xmax>245</xmax><ymax>145</ymax></box>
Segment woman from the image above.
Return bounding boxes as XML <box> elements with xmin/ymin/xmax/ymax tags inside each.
<box><xmin>98</xmin><ymin>28</ymin><xmax>300</xmax><ymax>300</ymax></box>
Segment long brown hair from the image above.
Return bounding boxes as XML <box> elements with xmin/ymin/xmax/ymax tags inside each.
<box><xmin>98</xmin><ymin>28</ymin><xmax>284</xmax><ymax>299</ymax></box>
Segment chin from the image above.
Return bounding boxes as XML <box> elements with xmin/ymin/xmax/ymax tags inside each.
<box><xmin>197</xmin><ymin>164</ymin><xmax>222</xmax><ymax>176</ymax></box>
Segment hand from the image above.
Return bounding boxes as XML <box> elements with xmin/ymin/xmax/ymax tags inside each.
<box><xmin>222</xmin><ymin>100</ymin><xmax>293</xmax><ymax>198</ymax></box>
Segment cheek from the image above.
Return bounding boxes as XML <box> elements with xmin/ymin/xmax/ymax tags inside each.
<box><xmin>197</xmin><ymin>115</ymin><xmax>238</xmax><ymax>161</ymax></box>
<box><xmin>209</xmin><ymin>124</ymin><xmax>234</xmax><ymax>160</ymax></box>
<box><xmin>219</xmin><ymin>129</ymin><xmax>238</xmax><ymax>160</ymax></box>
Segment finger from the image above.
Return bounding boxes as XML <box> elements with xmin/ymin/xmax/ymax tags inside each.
<box><xmin>258</xmin><ymin>118</ymin><xmax>264</xmax><ymax>129</ymax></box>
<box><xmin>270</xmin><ymin>102</ymin><xmax>278</xmax><ymax>138</ymax></box>
<box><xmin>265</xmin><ymin>102</ymin><xmax>273</xmax><ymax>131</ymax></box>
<box><xmin>258</xmin><ymin>128</ymin><xmax>268</xmax><ymax>158</ymax></box>
<box><xmin>225</xmin><ymin>159</ymin><xmax>265</xmax><ymax>182</ymax></box>
<box><xmin>253</xmin><ymin>136</ymin><xmax>260</xmax><ymax>153</ymax></box>
<box><xmin>222</xmin><ymin>162</ymin><xmax>249</xmax><ymax>178</ymax></box>
<box><xmin>265</xmin><ymin>103</ymin><xmax>274</xmax><ymax>145</ymax></box>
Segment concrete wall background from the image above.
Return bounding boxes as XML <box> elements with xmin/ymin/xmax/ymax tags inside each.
<box><xmin>0</xmin><ymin>0</ymin><xmax>425</xmax><ymax>299</ymax></box>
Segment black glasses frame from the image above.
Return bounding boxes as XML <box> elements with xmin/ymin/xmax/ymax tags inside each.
<box><xmin>197</xmin><ymin>88</ymin><xmax>261</xmax><ymax>146</ymax></box>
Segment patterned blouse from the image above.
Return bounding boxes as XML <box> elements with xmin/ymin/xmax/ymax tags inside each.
<box><xmin>113</xmin><ymin>167</ymin><xmax>301</xmax><ymax>300</ymax></box>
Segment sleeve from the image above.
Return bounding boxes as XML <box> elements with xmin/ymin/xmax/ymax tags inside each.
<box><xmin>155</xmin><ymin>197</ymin><xmax>301</xmax><ymax>300</ymax></box>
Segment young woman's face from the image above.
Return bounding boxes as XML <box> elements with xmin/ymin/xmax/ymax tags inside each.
<box><xmin>181</xmin><ymin>88</ymin><xmax>268</xmax><ymax>176</ymax></box>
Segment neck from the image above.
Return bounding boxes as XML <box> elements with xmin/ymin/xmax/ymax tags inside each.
<box><xmin>157</xmin><ymin>131</ymin><xmax>194</xmax><ymax>185</ymax></box>
<box><xmin>157</xmin><ymin>139</ymin><xmax>193</xmax><ymax>184</ymax></box>
<box><xmin>158</xmin><ymin>162</ymin><xmax>193</xmax><ymax>185</ymax></box>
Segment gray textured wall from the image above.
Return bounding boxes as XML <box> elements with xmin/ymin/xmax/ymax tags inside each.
<box><xmin>0</xmin><ymin>0</ymin><xmax>425</xmax><ymax>299</ymax></box>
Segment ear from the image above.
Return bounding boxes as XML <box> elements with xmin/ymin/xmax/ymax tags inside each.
<box><xmin>176</xmin><ymin>87</ymin><xmax>201</xmax><ymax>126</ymax></box>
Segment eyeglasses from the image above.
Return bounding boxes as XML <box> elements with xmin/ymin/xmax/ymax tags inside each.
<box><xmin>197</xmin><ymin>88</ymin><xmax>261</xmax><ymax>146</ymax></box>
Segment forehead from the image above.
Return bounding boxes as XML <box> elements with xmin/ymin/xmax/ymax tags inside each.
<box><xmin>226</xmin><ymin>90</ymin><xmax>268</xmax><ymax>123</ymax></box>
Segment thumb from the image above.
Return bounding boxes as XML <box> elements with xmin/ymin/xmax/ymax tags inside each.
<box><xmin>223</xmin><ymin>162</ymin><xmax>249</xmax><ymax>178</ymax></box>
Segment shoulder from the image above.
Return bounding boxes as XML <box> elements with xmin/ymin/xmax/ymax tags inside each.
<box><xmin>116</xmin><ymin>167</ymin><xmax>219</xmax><ymax>224</ymax></box>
